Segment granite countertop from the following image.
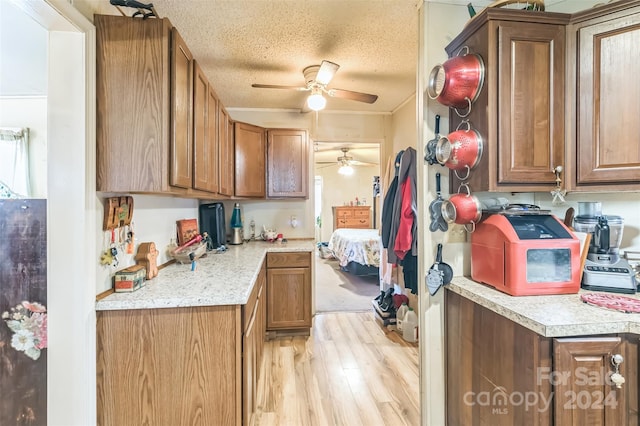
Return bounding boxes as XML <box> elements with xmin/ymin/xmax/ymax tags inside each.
<box><xmin>95</xmin><ymin>240</ymin><xmax>315</xmax><ymax>311</ymax></box>
<box><xmin>447</xmin><ymin>277</ymin><xmax>640</xmax><ymax>338</ymax></box>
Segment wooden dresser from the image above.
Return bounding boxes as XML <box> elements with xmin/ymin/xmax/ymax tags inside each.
<box><xmin>333</xmin><ymin>206</ymin><xmax>372</xmax><ymax>230</ymax></box>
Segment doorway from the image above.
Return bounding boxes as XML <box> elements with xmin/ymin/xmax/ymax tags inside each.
<box><xmin>0</xmin><ymin>1</ymin><xmax>97</xmax><ymax>423</ymax></box>
<box><xmin>312</xmin><ymin>141</ymin><xmax>382</xmax><ymax>312</ymax></box>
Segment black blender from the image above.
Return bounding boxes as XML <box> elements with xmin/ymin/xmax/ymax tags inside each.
<box><xmin>574</xmin><ymin>203</ymin><xmax>637</xmax><ymax>293</ymax></box>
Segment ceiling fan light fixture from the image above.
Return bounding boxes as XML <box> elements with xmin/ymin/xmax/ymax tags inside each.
<box><xmin>338</xmin><ymin>164</ymin><xmax>354</xmax><ymax>176</ymax></box>
<box><xmin>307</xmin><ymin>88</ymin><xmax>326</xmax><ymax>111</ymax></box>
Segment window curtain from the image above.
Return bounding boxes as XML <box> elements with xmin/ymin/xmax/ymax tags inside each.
<box><xmin>0</xmin><ymin>127</ymin><xmax>31</xmax><ymax>198</ymax></box>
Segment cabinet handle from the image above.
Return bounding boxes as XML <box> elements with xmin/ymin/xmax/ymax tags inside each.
<box><xmin>551</xmin><ymin>165</ymin><xmax>567</xmax><ymax>205</ymax></box>
<box><xmin>610</xmin><ymin>353</ymin><xmax>625</xmax><ymax>389</ymax></box>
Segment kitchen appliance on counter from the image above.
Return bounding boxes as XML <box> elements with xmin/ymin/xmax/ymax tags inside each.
<box><xmin>471</xmin><ymin>213</ymin><xmax>581</xmax><ymax>296</ymax></box>
<box><xmin>199</xmin><ymin>202</ymin><xmax>226</xmax><ymax>250</ymax></box>
<box><xmin>574</xmin><ymin>212</ymin><xmax>637</xmax><ymax>294</ymax></box>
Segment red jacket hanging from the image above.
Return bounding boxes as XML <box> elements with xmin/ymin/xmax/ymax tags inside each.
<box><xmin>393</xmin><ymin>178</ymin><xmax>413</xmax><ymax>260</ymax></box>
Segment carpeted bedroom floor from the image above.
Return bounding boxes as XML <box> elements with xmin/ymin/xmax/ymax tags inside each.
<box><xmin>315</xmin><ymin>253</ymin><xmax>381</xmax><ymax>312</ymax></box>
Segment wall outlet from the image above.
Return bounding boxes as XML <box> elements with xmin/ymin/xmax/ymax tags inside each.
<box><xmin>447</xmin><ymin>224</ymin><xmax>467</xmax><ymax>243</ymax></box>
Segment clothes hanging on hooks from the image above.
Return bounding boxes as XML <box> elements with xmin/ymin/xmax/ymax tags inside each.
<box><xmin>387</xmin><ymin>147</ymin><xmax>416</xmax><ymax>265</ymax></box>
<box><xmin>380</xmin><ymin>147</ymin><xmax>418</xmax><ymax>294</ymax></box>
<box><xmin>381</xmin><ymin>150</ymin><xmax>404</xmax><ymax>249</ymax></box>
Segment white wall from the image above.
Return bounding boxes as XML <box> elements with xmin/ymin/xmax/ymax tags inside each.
<box><xmin>0</xmin><ymin>97</ymin><xmax>48</xmax><ymax>197</ymax></box>
<box><xmin>390</xmin><ymin>96</ymin><xmax>417</xmax><ymax>155</ymax></box>
<box><xmin>94</xmin><ymin>195</ymin><xmax>199</xmax><ymax>293</ymax></box>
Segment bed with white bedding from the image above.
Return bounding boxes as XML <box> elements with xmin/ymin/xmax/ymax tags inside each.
<box><xmin>327</xmin><ymin>228</ymin><xmax>381</xmax><ymax>275</ymax></box>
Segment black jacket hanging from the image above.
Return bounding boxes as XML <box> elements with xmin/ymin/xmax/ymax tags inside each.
<box><xmin>381</xmin><ymin>150</ymin><xmax>404</xmax><ymax>248</ymax></box>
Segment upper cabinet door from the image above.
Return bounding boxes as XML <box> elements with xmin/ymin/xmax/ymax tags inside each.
<box><xmin>267</xmin><ymin>129</ymin><xmax>309</xmax><ymax>198</ymax></box>
<box><xmin>96</xmin><ymin>15</ymin><xmax>173</xmax><ymax>193</ymax></box>
<box><xmin>206</xmin><ymin>85</ymin><xmax>220</xmax><ymax>194</ymax></box>
<box><xmin>193</xmin><ymin>61</ymin><xmax>219</xmax><ymax>193</ymax></box>
<box><xmin>445</xmin><ymin>10</ymin><xmax>570</xmax><ymax>193</ymax></box>
<box><xmin>192</xmin><ymin>61</ymin><xmax>209</xmax><ymax>191</ymax></box>
<box><xmin>234</xmin><ymin>122</ymin><xmax>266</xmax><ymax>198</ymax></box>
<box><xmin>575</xmin><ymin>10</ymin><xmax>640</xmax><ymax>187</ymax></box>
<box><xmin>496</xmin><ymin>22</ymin><xmax>565</xmax><ymax>186</ymax></box>
<box><xmin>170</xmin><ymin>28</ymin><xmax>194</xmax><ymax>189</ymax></box>
<box><xmin>217</xmin><ymin>106</ymin><xmax>234</xmax><ymax>197</ymax></box>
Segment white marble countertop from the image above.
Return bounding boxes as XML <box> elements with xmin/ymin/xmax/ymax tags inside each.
<box><xmin>447</xmin><ymin>277</ymin><xmax>640</xmax><ymax>337</ymax></box>
<box><xmin>95</xmin><ymin>240</ymin><xmax>315</xmax><ymax>311</ymax></box>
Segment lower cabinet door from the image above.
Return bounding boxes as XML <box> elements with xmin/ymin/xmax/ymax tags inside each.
<box><xmin>266</xmin><ymin>267</ymin><xmax>311</xmax><ymax>330</ymax></box>
<box><xmin>553</xmin><ymin>337</ymin><xmax>629</xmax><ymax>425</ymax></box>
<box><xmin>242</xmin><ymin>309</ymin><xmax>257</xmax><ymax>426</ymax></box>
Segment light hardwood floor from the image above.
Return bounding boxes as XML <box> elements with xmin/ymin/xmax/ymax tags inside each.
<box><xmin>253</xmin><ymin>311</ymin><xmax>420</xmax><ymax>426</ymax></box>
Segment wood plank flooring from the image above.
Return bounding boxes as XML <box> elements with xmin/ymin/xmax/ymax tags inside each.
<box><xmin>253</xmin><ymin>311</ymin><xmax>420</xmax><ymax>426</ymax></box>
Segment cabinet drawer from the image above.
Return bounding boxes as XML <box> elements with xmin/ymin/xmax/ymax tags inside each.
<box><xmin>267</xmin><ymin>252</ymin><xmax>311</xmax><ymax>268</ymax></box>
<box><xmin>336</xmin><ymin>208</ymin><xmax>353</xmax><ymax>218</ymax></box>
<box><xmin>344</xmin><ymin>218</ymin><xmax>370</xmax><ymax>228</ymax></box>
<box><xmin>353</xmin><ymin>208</ymin><xmax>370</xmax><ymax>218</ymax></box>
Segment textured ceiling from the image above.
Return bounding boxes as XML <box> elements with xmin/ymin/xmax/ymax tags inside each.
<box><xmin>113</xmin><ymin>0</ymin><xmax>421</xmax><ymax>113</ymax></box>
<box><xmin>97</xmin><ymin>0</ymin><xmax>602</xmax><ymax>113</ymax></box>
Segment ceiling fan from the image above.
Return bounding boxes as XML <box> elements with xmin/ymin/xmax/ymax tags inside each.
<box><xmin>252</xmin><ymin>60</ymin><xmax>379</xmax><ymax>111</ymax></box>
<box><xmin>316</xmin><ymin>147</ymin><xmax>378</xmax><ymax>172</ymax></box>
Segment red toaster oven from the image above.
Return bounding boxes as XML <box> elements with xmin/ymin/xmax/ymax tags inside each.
<box><xmin>471</xmin><ymin>213</ymin><xmax>580</xmax><ymax>296</ymax></box>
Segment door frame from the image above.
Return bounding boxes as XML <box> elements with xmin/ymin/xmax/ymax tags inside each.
<box><xmin>9</xmin><ymin>0</ymin><xmax>97</xmax><ymax>423</ymax></box>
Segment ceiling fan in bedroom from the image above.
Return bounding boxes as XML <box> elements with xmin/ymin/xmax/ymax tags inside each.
<box><xmin>316</xmin><ymin>147</ymin><xmax>378</xmax><ymax>175</ymax></box>
<box><xmin>251</xmin><ymin>60</ymin><xmax>378</xmax><ymax>112</ymax></box>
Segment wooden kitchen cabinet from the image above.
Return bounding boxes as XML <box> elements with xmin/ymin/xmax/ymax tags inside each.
<box><xmin>96</xmin><ymin>306</ymin><xmax>242</xmax><ymax>426</ymax></box>
<box><xmin>333</xmin><ymin>205</ymin><xmax>372</xmax><ymax>230</ymax></box>
<box><xmin>218</xmin><ymin>105</ymin><xmax>234</xmax><ymax>197</ymax></box>
<box><xmin>445</xmin><ymin>9</ymin><xmax>569</xmax><ymax>192</ymax></box>
<box><xmin>96</xmin><ymin>15</ymin><xmax>197</xmax><ymax>194</ymax></box>
<box><xmin>554</xmin><ymin>336</ymin><xmax>637</xmax><ymax>425</ymax></box>
<box><xmin>266</xmin><ymin>252</ymin><xmax>312</xmax><ymax>334</ymax></box>
<box><xmin>193</xmin><ymin>61</ymin><xmax>220</xmax><ymax>193</ymax></box>
<box><xmin>234</xmin><ymin>122</ymin><xmax>266</xmax><ymax>198</ymax></box>
<box><xmin>97</xmin><ymin>272</ymin><xmax>268</xmax><ymax>426</ymax></box>
<box><xmin>567</xmin><ymin>1</ymin><xmax>640</xmax><ymax>190</ymax></box>
<box><xmin>267</xmin><ymin>129</ymin><xmax>309</xmax><ymax>198</ymax></box>
<box><xmin>242</xmin><ymin>263</ymin><xmax>265</xmax><ymax>426</ymax></box>
<box><xmin>170</xmin><ymin>30</ymin><xmax>194</xmax><ymax>189</ymax></box>
<box><xmin>446</xmin><ymin>291</ymin><xmax>639</xmax><ymax>426</ymax></box>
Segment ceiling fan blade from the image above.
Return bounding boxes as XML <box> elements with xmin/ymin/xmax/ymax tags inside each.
<box><xmin>251</xmin><ymin>83</ymin><xmax>309</xmax><ymax>91</ymax></box>
<box><xmin>350</xmin><ymin>160</ymin><xmax>378</xmax><ymax>166</ymax></box>
<box><xmin>315</xmin><ymin>60</ymin><xmax>339</xmax><ymax>86</ymax></box>
<box><xmin>328</xmin><ymin>88</ymin><xmax>378</xmax><ymax>104</ymax></box>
